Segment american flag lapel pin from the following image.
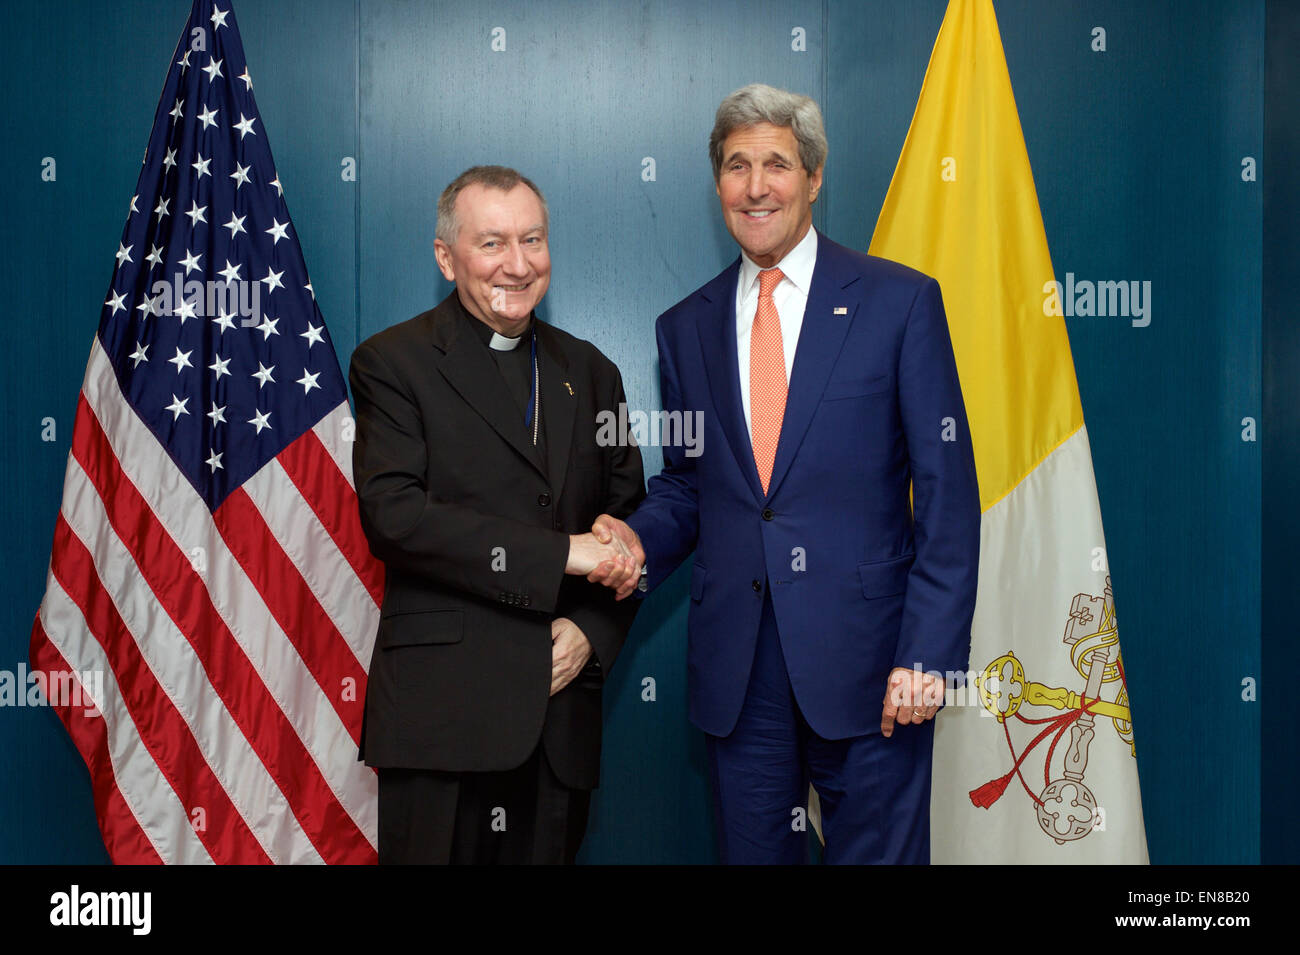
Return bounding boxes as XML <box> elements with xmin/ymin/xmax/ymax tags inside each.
<box><xmin>833</xmin><ymin>306</ymin><xmax>848</xmax><ymax>316</ymax></box>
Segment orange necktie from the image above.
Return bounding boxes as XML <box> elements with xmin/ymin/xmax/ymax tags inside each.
<box><xmin>749</xmin><ymin>268</ymin><xmax>787</xmax><ymax>494</ymax></box>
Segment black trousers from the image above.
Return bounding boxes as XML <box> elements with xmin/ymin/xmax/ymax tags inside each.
<box><xmin>377</xmin><ymin>744</ymin><xmax>591</xmax><ymax>865</ymax></box>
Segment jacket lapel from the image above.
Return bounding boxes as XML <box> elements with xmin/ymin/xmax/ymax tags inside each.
<box><xmin>432</xmin><ymin>298</ymin><xmax>549</xmax><ymax>481</ymax></box>
<box><xmin>536</xmin><ymin>321</ymin><xmax>576</xmax><ymax>503</ymax></box>
<box><xmin>696</xmin><ymin>259</ymin><xmax>766</xmax><ymax>505</ymax></box>
<box><xmin>765</xmin><ymin>235</ymin><xmax>860</xmax><ymax>500</ymax></box>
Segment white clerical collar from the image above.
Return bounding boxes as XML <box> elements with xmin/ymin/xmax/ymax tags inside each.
<box><xmin>489</xmin><ymin>331</ymin><xmax>524</xmax><ymax>351</ymax></box>
<box><xmin>738</xmin><ymin>225</ymin><xmax>818</xmax><ymax>298</ymax></box>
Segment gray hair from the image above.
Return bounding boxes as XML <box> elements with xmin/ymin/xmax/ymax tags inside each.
<box><xmin>435</xmin><ymin>165</ymin><xmax>549</xmax><ymax>245</ymax></box>
<box><xmin>709</xmin><ymin>84</ymin><xmax>828</xmax><ymax>181</ymax></box>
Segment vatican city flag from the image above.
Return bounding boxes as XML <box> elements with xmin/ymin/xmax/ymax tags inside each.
<box><xmin>870</xmin><ymin>0</ymin><xmax>1149</xmax><ymax>863</ymax></box>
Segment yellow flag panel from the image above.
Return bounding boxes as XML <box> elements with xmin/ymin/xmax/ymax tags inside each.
<box><xmin>869</xmin><ymin>0</ymin><xmax>1083</xmax><ymax>512</ymax></box>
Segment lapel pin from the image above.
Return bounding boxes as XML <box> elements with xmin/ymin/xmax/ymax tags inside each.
<box><xmin>833</xmin><ymin>307</ymin><xmax>848</xmax><ymax>316</ymax></box>
<box><xmin>564</xmin><ymin>381</ymin><xmax>574</xmax><ymax>396</ymax></box>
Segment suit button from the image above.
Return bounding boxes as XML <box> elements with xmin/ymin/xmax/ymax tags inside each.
<box><xmin>762</xmin><ymin>508</ymin><xmax>774</xmax><ymax>521</ymax></box>
<box><xmin>537</xmin><ymin>493</ymin><xmax>551</xmax><ymax>507</ymax></box>
<box><xmin>752</xmin><ymin>579</ymin><xmax>763</xmax><ymax>593</ymax></box>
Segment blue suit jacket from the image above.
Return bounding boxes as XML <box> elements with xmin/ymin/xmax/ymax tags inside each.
<box><xmin>627</xmin><ymin>231</ymin><xmax>981</xmax><ymax>740</ymax></box>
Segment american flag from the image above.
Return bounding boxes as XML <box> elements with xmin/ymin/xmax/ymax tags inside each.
<box><xmin>29</xmin><ymin>0</ymin><xmax>382</xmax><ymax>863</ymax></box>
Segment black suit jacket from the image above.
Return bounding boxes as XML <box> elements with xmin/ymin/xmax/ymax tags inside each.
<box><xmin>350</xmin><ymin>292</ymin><xmax>645</xmax><ymax>790</ymax></box>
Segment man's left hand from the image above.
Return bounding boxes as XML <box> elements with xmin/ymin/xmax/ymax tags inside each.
<box><xmin>550</xmin><ymin>617</ymin><xmax>593</xmax><ymax>696</ymax></box>
<box><xmin>881</xmin><ymin>667</ymin><xmax>945</xmax><ymax>738</ymax></box>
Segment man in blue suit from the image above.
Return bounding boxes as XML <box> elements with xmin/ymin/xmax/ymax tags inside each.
<box><xmin>591</xmin><ymin>84</ymin><xmax>980</xmax><ymax>864</ymax></box>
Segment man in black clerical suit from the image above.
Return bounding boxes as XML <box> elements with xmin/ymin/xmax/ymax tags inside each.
<box><xmin>349</xmin><ymin>165</ymin><xmax>645</xmax><ymax>864</ymax></box>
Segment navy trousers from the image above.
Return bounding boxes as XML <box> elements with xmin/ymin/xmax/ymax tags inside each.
<box><xmin>706</xmin><ymin>591</ymin><xmax>935</xmax><ymax>864</ymax></box>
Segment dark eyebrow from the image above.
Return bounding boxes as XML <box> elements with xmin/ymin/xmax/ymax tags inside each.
<box><xmin>472</xmin><ymin>226</ymin><xmax>546</xmax><ymax>240</ymax></box>
<box><xmin>724</xmin><ymin>149</ymin><xmax>795</xmax><ymax>167</ymax></box>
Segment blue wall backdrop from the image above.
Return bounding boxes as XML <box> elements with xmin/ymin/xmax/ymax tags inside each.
<box><xmin>0</xmin><ymin>0</ymin><xmax>1264</xmax><ymax>863</ymax></box>
<box><xmin>1262</xmin><ymin>0</ymin><xmax>1297</xmax><ymax>866</ymax></box>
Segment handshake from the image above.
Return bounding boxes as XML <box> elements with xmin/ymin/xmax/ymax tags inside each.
<box><xmin>565</xmin><ymin>514</ymin><xmax>645</xmax><ymax>600</ymax></box>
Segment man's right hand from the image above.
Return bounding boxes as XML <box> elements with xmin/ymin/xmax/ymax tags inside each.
<box><xmin>589</xmin><ymin>514</ymin><xmax>645</xmax><ymax>600</ymax></box>
<box><xmin>566</xmin><ymin>532</ymin><xmax>635</xmax><ymax>578</ymax></box>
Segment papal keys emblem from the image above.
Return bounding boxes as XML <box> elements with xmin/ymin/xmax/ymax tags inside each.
<box><xmin>971</xmin><ymin>576</ymin><xmax>1136</xmax><ymax>844</ymax></box>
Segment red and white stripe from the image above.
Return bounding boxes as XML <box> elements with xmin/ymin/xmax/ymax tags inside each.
<box><xmin>30</xmin><ymin>338</ymin><xmax>383</xmax><ymax>864</ymax></box>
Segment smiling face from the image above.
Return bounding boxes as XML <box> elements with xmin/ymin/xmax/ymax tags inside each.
<box><xmin>715</xmin><ymin>122</ymin><xmax>823</xmax><ymax>268</ymax></box>
<box><xmin>433</xmin><ymin>182</ymin><xmax>551</xmax><ymax>336</ymax></box>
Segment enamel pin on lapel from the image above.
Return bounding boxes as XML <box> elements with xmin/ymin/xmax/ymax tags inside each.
<box><xmin>564</xmin><ymin>381</ymin><xmax>574</xmax><ymax>395</ymax></box>
<box><xmin>833</xmin><ymin>307</ymin><xmax>848</xmax><ymax>315</ymax></box>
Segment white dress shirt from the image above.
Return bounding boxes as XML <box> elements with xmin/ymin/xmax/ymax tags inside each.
<box><xmin>735</xmin><ymin>226</ymin><xmax>818</xmax><ymax>431</ymax></box>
